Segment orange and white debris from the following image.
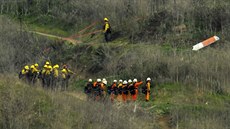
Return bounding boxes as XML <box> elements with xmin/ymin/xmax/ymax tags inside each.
<box><xmin>192</xmin><ymin>36</ymin><xmax>220</xmax><ymax>51</ymax></box>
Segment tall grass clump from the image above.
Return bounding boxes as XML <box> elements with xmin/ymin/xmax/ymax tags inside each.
<box><xmin>170</xmin><ymin>105</ymin><xmax>230</xmax><ymax>129</ymax></box>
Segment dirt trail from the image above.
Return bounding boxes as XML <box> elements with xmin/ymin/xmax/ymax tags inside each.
<box><xmin>29</xmin><ymin>31</ymin><xmax>81</xmax><ymax>44</ymax></box>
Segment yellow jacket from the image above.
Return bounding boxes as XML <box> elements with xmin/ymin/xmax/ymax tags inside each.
<box><xmin>53</xmin><ymin>68</ymin><xmax>59</xmax><ymax>78</ymax></box>
<box><xmin>146</xmin><ymin>82</ymin><xmax>151</xmax><ymax>92</ymax></box>
<box><xmin>21</xmin><ymin>69</ymin><xmax>29</xmax><ymax>75</ymax></box>
<box><xmin>103</xmin><ymin>22</ymin><xmax>110</xmax><ymax>33</ymax></box>
<box><xmin>61</xmin><ymin>68</ymin><xmax>68</xmax><ymax>79</ymax></box>
<box><xmin>45</xmin><ymin>66</ymin><xmax>52</xmax><ymax>75</ymax></box>
<box><xmin>118</xmin><ymin>83</ymin><xmax>123</xmax><ymax>88</ymax></box>
<box><xmin>41</xmin><ymin>69</ymin><xmax>46</xmax><ymax>75</ymax></box>
<box><xmin>31</xmin><ymin>67</ymin><xmax>39</xmax><ymax>74</ymax></box>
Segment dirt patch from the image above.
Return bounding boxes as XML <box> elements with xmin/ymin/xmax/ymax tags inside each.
<box><xmin>158</xmin><ymin>115</ymin><xmax>171</xmax><ymax>129</ymax></box>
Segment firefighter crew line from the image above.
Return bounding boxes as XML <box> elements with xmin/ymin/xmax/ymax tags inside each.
<box><xmin>19</xmin><ymin>62</ymin><xmax>153</xmax><ymax>102</ymax></box>
<box><xmin>84</xmin><ymin>78</ymin><xmax>152</xmax><ymax>102</ymax></box>
<box><xmin>19</xmin><ymin>61</ymin><xmax>74</xmax><ymax>91</ymax></box>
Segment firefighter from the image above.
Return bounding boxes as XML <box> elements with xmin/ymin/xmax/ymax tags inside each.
<box><xmin>92</xmin><ymin>79</ymin><xmax>102</xmax><ymax>101</ymax></box>
<box><xmin>145</xmin><ymin>77</ymin><xmax>151</xmax><ymax>101</ymax></box>
<box><xmin>41</xmin><ymin>61</ymin><xmax>52</xmax><ymax>88</ymax></box>
<box><xmin>103</xmin><ymin>17</ymin><xmax>111</xmax><ymax>42</ymax></box>
<box><xmin>132</xmin><ymin>78</ymin><xmax>143</xmax><ymax>101</ymax></box>
<box><xmin>61</xmin><ymin>65</ymin><xmax>74</xmax><ymax>91</ymax></box>
<box><xmin>117</xmin><ymin>80</ymin><xmax>123</xmax><ymax>101</ymax></box>
<box><xmin>127</xmin><ymin>79</ymin><xmax>133</xmax><ymax>102</ymax></box>
<box><xmin>30</xmin><ymin>64</ymin><xmax>39</xmax><ymax>84</ymax></box>
<box><xmin>45</xmin><ymin>65</ymin><xmax>53</xmax><ymax>89</ymax></box>
<box><xmin>40</xmin><ymin>65</ymin><xmax>48</xmax><ymax>88</ymax></box>
<box><xmin>102</xmin><ymin>78</ymin><xmax>107</xmax><ymax>96</ymax></box>
<box><xmin>85</xmin><ymin>79</ymin><xmax>93</xmax><ymax>100</ymax></box>
<box><xmin>19</xmin><ymin>65</ymin><xmax>30</xmax><ymax>82</ymax></box>
<box><xmin>100</xmin><ymin>79</ymin><xmax>107</xmax><ymax>101</ymax></box>
<box><xmin>110</xmin><ymin>80</ymin><xmax>117</xmax><ymax>102</ymax></box>
<box><xmin>122</xmin><ymin>80</ymin><xmax>128</xmax><ymax>102</ymax></box>
<box><xmin>52</xmin><ymin>64</ymin><xmax>59</xmax><ymax>90</ymax></box>
<box><xmin>61</xmin><ymin>68</ymin><xmax>68</xmax><ymax>91</ymax></box>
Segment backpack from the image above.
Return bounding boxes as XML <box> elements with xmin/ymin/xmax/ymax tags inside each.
<box><xmin>141</xmin><ymin>84</ymin><xmax>147</xmax><ymax>94</ymax></box>
<box><xmin>118</xmin><ymin>86</ymin><xmax>122</xmax><ymax>95</ymax></box>
<box><xmin>107</xmin><ymin>85</ymin><xmax>112</xmax><ymax>95</ymax></box>
<box><xmin>129</xmin><ymin>84</ymin><xmax>136</xmax><ymax>95</ymax></box>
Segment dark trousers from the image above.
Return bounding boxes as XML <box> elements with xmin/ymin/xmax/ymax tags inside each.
<box><xmin>104</xmin><ymin>32</ymin><xmax>111</xmax><ymax>42</ymax></box>
<box><xmin>61</xmin><ymin>78</ymin><xmax>69</xmax><ymax>91</ymax></box>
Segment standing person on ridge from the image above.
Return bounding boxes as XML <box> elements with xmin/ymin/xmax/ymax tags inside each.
<box><xmin>103</xmin><ymin>17</ymin><xmax>111</xmax><ymax>42</ymax></box>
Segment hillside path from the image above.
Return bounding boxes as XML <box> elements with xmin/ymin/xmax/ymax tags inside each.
<box><xmin>29</xmin><ymin>31</ymin><xmax>81</xmax><ymax>44</ymax></box>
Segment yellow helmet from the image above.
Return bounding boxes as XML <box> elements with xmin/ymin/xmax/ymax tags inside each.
<box><xmin>62</xmin><ymin>69</ymin><xmax>67</xmax><ymax>73</ymax></box>
<box><xmin>34</xmin><ymin>63</ymin><xmax>39</xmax><ymax>67</ymax></box>
<box><xmin>45</xmin><ymin>61</ymin><xmax>50</xmax><ymax>65</ymax></box>
<box><xmin>104</xmin><ymin>17</ymin><xmax>109</xmax><ymax>21</ymax></box>
<box><xmin>53</xmin><ymin>64</ymin><xmax>59</xmax><ymax>69</ymax></box>
<box><xmin>30</xmin><ymin>65</ymin><xmax>35</xmax><ymax>69</ymax></box>
<box><xmin>24</xmin><ymin>65</ymin><xmax>29</xmax><ymax>70</ymax></box>
<box><xmin>44</xmin><ymin>65</ymin><xmax>48</xmax><ymax>68</ymax></box>
<box><xmin>47</xmin><ymin>66</ymin><xmax>52</xmax><ymax>69</ymax></box>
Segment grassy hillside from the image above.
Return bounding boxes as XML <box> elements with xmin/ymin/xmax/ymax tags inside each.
<box><xmin>1</xmin><ymin>1</ymin><xmax>230</xmax><ymax>129</ymax></box>
<box><xmin>1</xmin><ymin>0</ymin><xmax>230</xmax><ymax>44</ymax></box>
<box><xmin>1</xmin><ymin>75</ymin><xmax>230</xmax><ymax>129</ymax></box>
<box><xmin>0</xmin><ymin>75</ymin><xmax>159</xmax><ymax>129</ymax></box>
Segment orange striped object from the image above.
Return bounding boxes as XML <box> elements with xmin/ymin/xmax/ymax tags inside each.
<box><xmin>192</xmin><ymin>36</ymin><xmax>220</xmax><ymax>51</ymax></box>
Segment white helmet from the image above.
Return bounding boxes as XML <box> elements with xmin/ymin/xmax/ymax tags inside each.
<box><xmin>133</xmin><ymin>78</ymin><xmax>137</xmax><ymax>82</ymax></box>
<box><xmin>102</xmin><ymin>78</ymin><xmax>106</xmax><ymax>81</ymax></box>
<box><xmin>147</xmin><ymin>77</ymin><xmax>151</xmax><ymax>81</ymax></box>
<box><xmin>113</xmin><ymin>80</ymin><xmax>117</xmax><ymax>83</ymax></box>
<box><xmin>128</xmin><ymin>79</ymin><xmax>132</xmax><ymax>83</ymax></box>
<box><xmin>123</xmin><ymin>80</ymin><xmax>128</xmax><ymax>84</ymax></box>
<box><xmin>103</xmin><ymin>80</ymin><xmax>107</xmax><ymax>85</ymax></box>
<box><xmin>97</xmin><ymin>78</ymin><xmax>101</xmax><ymax>82</ymax></box>
<box><xmin>119</xmin><ymin>79</ymin><xmax>123</xmax><ymax>83</ymax></box>
<box><xmin>88</xmin><ymin>79</ymin><xmax>92</xmax><ymax>82</ymax></box>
